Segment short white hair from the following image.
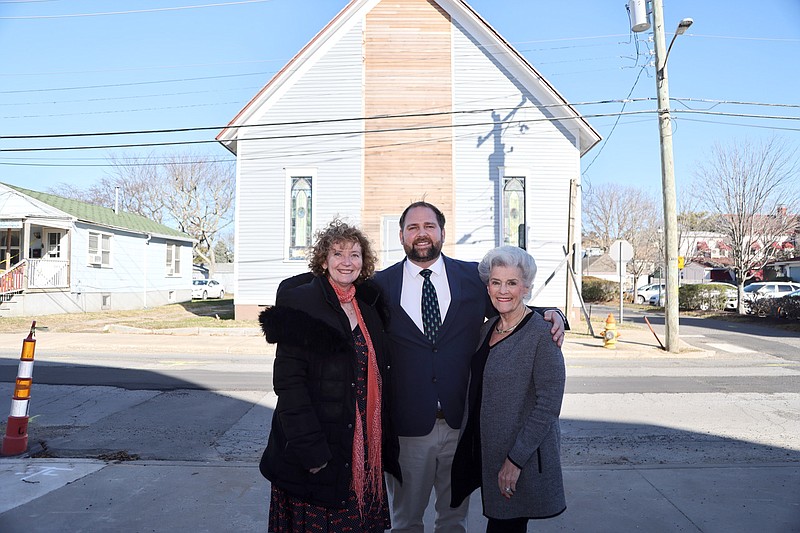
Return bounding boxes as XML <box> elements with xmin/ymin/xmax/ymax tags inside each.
<box><xmin>478</xmin><ymin>246</ymin><xmax>537</xmax><ymax>296</ymax></box>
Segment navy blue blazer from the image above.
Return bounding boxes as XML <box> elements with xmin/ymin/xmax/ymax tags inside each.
<box><xmin>373</xmin><ymin>255</ymin><xmax>494</xmax><ymax>436</ymax></box>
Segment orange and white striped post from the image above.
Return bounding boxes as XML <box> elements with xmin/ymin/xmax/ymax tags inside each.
<box><xmin>2</xmin><ymin>321</ymin><xmax>37</xmax><ymax>456</ymax></box>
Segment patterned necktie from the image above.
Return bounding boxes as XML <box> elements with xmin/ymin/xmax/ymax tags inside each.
<box><xmin>420</xmin><ymin>269</ymin><xmax>441</xmax><ymax>344</ymax></box>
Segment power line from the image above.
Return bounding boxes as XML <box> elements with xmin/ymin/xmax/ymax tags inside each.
<box><xmin>582</xmin><ymin>65</ymin><xmax>649</xmax><ymax>175</ymax></box>
<box><xmin>0</xmin><ymin>101</ymin><xmax>626</xmax><ymax>141</ymax></box>
<box><xmin>678</xmin><ymin>117</ymin><xmax>800</xmax><ymax>132</ymax></box>
<box><xmin>3</xmin><ymin>108</ymin><xmax>798</xmax><ymax>167</ymax></box>
<box><xmin>8</xmin><ymin>96</ymin><xmax>799</xmax><ymax>141</ymax></box>
<box><xmin>0</xmin><ymin>0</ymin><xmax>276</xmax><ymax>19</ymax></box>
<box><xmin>687</xmin><ymin>33</ymin><xmax>800</xmax><ymax>43</ymax></box>
<box><xmin>3</xmin><ymin>101</ymin><xmax>243</xmax><ymax>120</ymax></box>
<box><xmin>0</xmin><ymin>86</ymin><xmax>261</xmax><ymax>107</ymax></box>
<box><xmin>2</xmin><ymin>105</ymin><xmax>798</xmax><ymax>154</ymax></box>
<box><xmin>672</xmin><ymin>97</ymin><xmax>800</xmax><ymax>110</ymax></box>
<box><xmin>0</xmin><ymin>72</ymin><xmax>270</xmax><ymax>94</ymax></box>
<box><xmin>1</xmin><ymin>110</ymin><xmax>653</xmax><ymax>152</ymax></box>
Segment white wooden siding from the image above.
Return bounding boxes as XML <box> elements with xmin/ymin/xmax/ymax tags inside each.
<box><xmin>451</xmin><ymin>21</ymin><xmax>577</xmax><ymax>308</ymax></box>
<box><xmin>69</xmin><ymin>222</ymin><xmax>191</xmax><ymax>297</ymax></box>
<box><xmin>234</xmin><ymin>21</ymin><xmax>365</xmax><ymax>306</ymax></box>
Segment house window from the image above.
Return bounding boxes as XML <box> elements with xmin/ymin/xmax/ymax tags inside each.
<box><xmin>88</xmin><ymin>232</ymin><xmax>112</xmax><ymax>267</ymax></box>
<box><xmin>46</xmin><ymin>232</ymin><xmax>63</xmax><ymax>258</ymax></box>
<box><xmin>503</xmin><ymin>177</ymin><xmax>526</xmax><ymax>249</ymax></box>
<box><xmin>289</xmin><ymin>176</ymin><xmax>313</xmax><ymax>260</ymax></box>
<box><xmin>0</xmin><ymin>230</ymin><xmax>20</xmax><ymax>266</ymax></box>
<box><xmin>166</xmin><ymin>243</ymin><xmax>181</xmax><ymax>276</ymax></box>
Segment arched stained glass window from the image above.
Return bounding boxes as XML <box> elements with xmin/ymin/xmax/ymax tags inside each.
<box><xmin>503</xmin><ymin>177</ymin><xmax>526</xmax><ymax>249</ymax></box>
<box><xmin>289</xmin><ymin>177</ymin><xmax>312</xmax><ymax>259</ymax></box>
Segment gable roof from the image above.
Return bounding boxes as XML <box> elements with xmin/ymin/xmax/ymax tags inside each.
<box><xmin>217</xmin><ymin>0</ymin><xmax>601</xmax><ymax>156</ymax></box>
<box><xmin>1</xmin><ymin>183</ymin><xmax>192</xmax><ymax>241</ymax></box>
<box><xmin>582</xmin><ymin>253</ymin><xmax>618</xmax><ymax>273</ymax></box>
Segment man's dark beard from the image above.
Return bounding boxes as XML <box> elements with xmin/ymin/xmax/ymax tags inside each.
<box><xmin>404</xmin><ymin>239</ymin><xmax>442</xmax><ymax>262</ymax></box>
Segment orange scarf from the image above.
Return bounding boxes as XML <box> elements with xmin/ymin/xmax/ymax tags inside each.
<box><xmin>328</xmin><ymin>277</ymin><xmax>383</xmax><ymax>514</ymax></box>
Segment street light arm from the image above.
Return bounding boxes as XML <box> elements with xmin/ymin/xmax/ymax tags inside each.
<box><xmin>659</xmin><ymin>18</ymin><xmax>693</xmax><ymax>80</ymax></box>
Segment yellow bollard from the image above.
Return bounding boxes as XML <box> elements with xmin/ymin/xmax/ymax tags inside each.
<box><xmin>601</xmin><ymin>314</ymin><xmax>620</xmax><ymax>349</ymax></box>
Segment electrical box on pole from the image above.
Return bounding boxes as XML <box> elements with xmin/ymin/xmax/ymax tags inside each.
<box><xmin>628</xmin><ymin>0</ymin><xmax>650</xmax><ymax>33</ymax></box>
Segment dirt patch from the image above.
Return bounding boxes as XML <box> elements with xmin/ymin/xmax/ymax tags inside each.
<box><xmin>97</xmin><ymin>450</ymin><xmax>140</xmax><ymax>462</ymax></box>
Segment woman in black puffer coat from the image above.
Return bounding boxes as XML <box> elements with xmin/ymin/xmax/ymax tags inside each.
<box><xmin>259</xmin><ymin>219</ymin><xmax>401</xmax><ymax>533</ymax></box>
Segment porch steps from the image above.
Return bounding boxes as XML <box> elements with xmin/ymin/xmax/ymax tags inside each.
<box><xmin>0</xmin><ymin>292</ymin><xmax>23</xmax><ymax>317</ymax></box>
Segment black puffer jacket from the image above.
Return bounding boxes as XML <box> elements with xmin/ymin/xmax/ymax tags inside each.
<box><xmin>258</xmin><ymin>275</ymin><xmax>401</xmax><ymax>508</ymax></box>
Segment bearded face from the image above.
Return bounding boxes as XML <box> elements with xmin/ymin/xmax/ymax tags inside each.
<box><xmin>400</xmin><ymin>206</ymin><xmax>444</xmax><ymax>265</ymax></box>
<box><xmin>403</xmin><ymin>233</ymin><xmax>443</xmax><ymax>262</ymax></box>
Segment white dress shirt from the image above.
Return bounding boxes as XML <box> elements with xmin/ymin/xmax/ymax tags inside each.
<box><xmin>400</xmin><ymin>255</ymin><xmax>451</xmax><ymax>335</ymax></box>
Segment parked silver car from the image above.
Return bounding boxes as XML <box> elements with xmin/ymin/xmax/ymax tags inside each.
<box><xmin>725</xmin><ymin>281</ymin><xmax>800</xmax><ymax>312</ymax></box>
<box><xmin>636</xmin><ymin>282</ymin><xmax>665</xmax><ymax>304</ymax></box>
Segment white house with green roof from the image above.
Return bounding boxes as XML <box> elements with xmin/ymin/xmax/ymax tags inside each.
<box><xmin>0</xmin><ymin>183</ymin><xmax>194</xmax><ymax>317</ymax></box>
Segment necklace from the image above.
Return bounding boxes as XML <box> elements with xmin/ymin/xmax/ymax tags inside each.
<box><xmin>495</xmin><ymin>308</ymin><xmax>529</xmax><ymax>334</ymax></box>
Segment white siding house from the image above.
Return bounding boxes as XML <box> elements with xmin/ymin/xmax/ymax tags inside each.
<box><xmin>0</xmin><ymin>183</ymin><xmax>194</xmax><ymax>317</ymax></box>
<box><xmin>218</xmin><ymin>0</ymin><xmax>601</xmax><ymax>320</ymax></box>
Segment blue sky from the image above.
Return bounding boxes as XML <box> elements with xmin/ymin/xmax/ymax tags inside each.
<box><xmin>1</xmin><ymin>0</ymin><xmax>798</xmax><ymax>201</ymax></box>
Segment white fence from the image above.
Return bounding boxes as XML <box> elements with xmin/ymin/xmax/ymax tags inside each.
<box><xmin>27</xmin><ymin>259</ymin><xmax>69</xmax><ymax>289</ymax></box>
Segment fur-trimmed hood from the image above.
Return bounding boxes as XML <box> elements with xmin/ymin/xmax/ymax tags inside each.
<box><xmin>259</xmin><ymin>304</ymin><xmax>352</xmax><ymax>354</ymax></box>
<box><xmin>259</xmin><ymin>275</ymin><xmax>389</xmax><ymax>355</ymax></box>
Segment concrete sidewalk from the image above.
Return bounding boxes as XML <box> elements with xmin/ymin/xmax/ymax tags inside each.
<box><xmin>1</xmin><ymin>325</ymin><xmax>798</xmax><ymax>532</ymax></box>
<box><xmin>0</xmin><ymin>459</ymin><xmax>797</xmax><ymax>532</ymax></box>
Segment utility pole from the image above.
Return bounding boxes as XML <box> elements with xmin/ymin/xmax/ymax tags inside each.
<box><xmin>650</xmin><ymin>0</ymin><xmax>691</xmax><ymax>353</ymax></box>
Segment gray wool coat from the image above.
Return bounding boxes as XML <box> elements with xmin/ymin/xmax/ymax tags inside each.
<box><xmin>452</xmin><ymin>312</ymin><xmax>567</xmax><ymax>520</ymax></box>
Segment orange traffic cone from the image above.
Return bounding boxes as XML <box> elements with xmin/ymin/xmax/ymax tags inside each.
<box><xmin>2</xmin><ymin>321</ymin><xmax>37</xmax><ymax>456</ymax></box>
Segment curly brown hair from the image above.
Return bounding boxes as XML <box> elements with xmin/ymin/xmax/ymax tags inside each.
<box><xmin>308</xmin><ymin>219</ymin><xmax>377</xmax><ymax>282</ymax></box>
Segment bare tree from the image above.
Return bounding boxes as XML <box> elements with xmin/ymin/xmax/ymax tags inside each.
<box><xmin>100</xmin><ymin>153</ymin><xmax>167</xmax><ymax>223</ymax></box>
<box><xmin>161</xmin><ymin>153</ymin><xmax>235</xmax><ymax>274</ymax></box>
<box><xmin>583</xmin><ymin>183</ymin><xmax>661</xmax><ymax>293</ymax></box>
<box><xmin>695</xmin><ymin>137</ymin><xmax>800</xmax><ymax>313</ymax></box>
<box><xmin>48</xmin><ymin>152</ymin><xmax>235</xmax><ymax>275</ymax></box>
<box><xmin>49</xmin><ymin>153</ymin><xmax>166</xmax><ymax>222</ymax></box>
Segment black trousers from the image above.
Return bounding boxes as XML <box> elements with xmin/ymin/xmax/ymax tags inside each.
<box><xmin>486</xmin><ymin>516</ymin><xmax>529</xmax><ymax>533</ymax></box>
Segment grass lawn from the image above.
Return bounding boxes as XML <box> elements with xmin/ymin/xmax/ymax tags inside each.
<box><xmin>0</xmin><ymin>298</ymin><xmax>258</xmax><ymax>334</ymax></box>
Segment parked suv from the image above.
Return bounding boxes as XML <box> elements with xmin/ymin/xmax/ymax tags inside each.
<box><xmin>635</xmin><ymin>282</ymin><xmax>665</xmax><ymax>304</ymax></box>
<box><xmin>725</xmin><ymin>281</ymin><xmax>800</xmax><ymax>312</ymax></box>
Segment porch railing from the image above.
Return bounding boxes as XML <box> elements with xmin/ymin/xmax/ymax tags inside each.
<box><xmin>27</xmin><ymin>258</ymin><xmax>69</xmax><ymax>289</ymax></box>
<box><xmin>0</xmin><ymin>261</ymin><xmax>26</xmax><ymax>296</ymax></box>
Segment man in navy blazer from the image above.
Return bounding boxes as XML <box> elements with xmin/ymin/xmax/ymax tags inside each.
<box><xmin>374</xmin><ymin>201</ymin><xmax>565</xmax><ymax>533</ymax></box>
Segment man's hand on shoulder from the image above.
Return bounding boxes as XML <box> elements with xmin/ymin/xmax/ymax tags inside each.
<box><xmin>543</xmin><ymin>309</ymin><xmax>565</xmax><ymax>347</ymax></box>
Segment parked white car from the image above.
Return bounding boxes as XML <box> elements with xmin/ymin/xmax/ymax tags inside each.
<box><xmin>192</xmin><ymin>279</ymin><xmax>225</xmax><ymax>300</ymax></box>
<box><xmin>636</xmin><ymin>282</ymin><xmax>665</xmax><ymax>304</ymax></box>
<box><xmin>725</xmin><ymin>281</ymin><xmax>800</xmax><ymax>312</ymax></box>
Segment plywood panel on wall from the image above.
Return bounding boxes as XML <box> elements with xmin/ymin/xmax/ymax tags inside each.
<box><xmin>364</xmin><ymin>0</ymin><xmax>454</xmax><ymax>261</ymax></box>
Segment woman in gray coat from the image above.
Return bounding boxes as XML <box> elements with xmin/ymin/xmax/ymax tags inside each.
<box><xmin>451</xmin><ymin>246</ymin><xmax>566</xmax><ymax>533</ymax></box>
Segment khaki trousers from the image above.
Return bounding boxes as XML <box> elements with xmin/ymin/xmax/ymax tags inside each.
<box><xmin>386</xmin><ymin>419</ymin><xmax>469</xmax><ymax>532</ymax></box>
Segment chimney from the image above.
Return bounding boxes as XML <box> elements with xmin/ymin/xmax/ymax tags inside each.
<box><xmin>114</xmin><ymin>186</ymin><xmax>120</xmax><ymax>215</ymax></box>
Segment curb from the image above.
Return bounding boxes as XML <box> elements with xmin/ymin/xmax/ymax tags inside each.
<box><xmin>102</xmin><ymin>324</ymin><xmax>262</xmax><ymax>336</ymax></box>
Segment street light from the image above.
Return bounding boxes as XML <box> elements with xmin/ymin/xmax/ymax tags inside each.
<box><xmin>640</xmin><ymin>0</ymin><xmax>692</xmax><ymax>352</ymax></box>
<box><xmin>661</xmin><ymin>18</ymin><xmax>694</xmax><ymax>80</ymax></box>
